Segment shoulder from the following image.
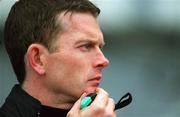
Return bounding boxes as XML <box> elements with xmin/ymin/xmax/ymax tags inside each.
<box><xmin>0</xmin><ymin>104</ymin><xmax>17</xmax><ymax>117</ymax></box>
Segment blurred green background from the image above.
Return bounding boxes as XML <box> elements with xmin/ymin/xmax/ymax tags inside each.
<box><xmin>0</xmin><ymin>0</ymin><xmax>180</xmax><ymax>116</ymax></box>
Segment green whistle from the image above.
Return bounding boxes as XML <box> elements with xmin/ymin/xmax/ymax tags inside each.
<box><xmin>80</xmin><ymin>92</ymin><xmax>133</xmax><ymax>111</ymax></box>
<box><xmin>80</xmin><ymin>93</ymin><xmax>97</xmax><ymax>109</ymax></box>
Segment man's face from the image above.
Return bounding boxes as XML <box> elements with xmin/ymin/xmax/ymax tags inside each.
<box><xmin>43</xmin><ymin>12</ymin><xmax>109</xmax><ymax>101</ymax></box>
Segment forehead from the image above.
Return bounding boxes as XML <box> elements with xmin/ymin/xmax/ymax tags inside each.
<box><xmin>56</xmin><ymin>11</ymin><xmax>104</xmax><ymax>44</ymax></box>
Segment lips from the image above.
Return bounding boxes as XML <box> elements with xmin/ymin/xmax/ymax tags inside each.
<box><xmin>88</xmin><ymin>75</ymin><xmax>102</xmax><ymax>86</ymax></box>
<box><xmin>89</xmin><ymin>74</ymin><xmax>101</xmax><ymax>80</ymax></box>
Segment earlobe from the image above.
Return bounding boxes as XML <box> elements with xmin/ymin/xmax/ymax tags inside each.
<box><xmin>26</xmin><ymin>44</ymin><xmax>46</xmax><ymax>75</ymax></box>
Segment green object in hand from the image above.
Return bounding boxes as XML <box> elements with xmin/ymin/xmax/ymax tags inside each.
<box><xmin>80</xmin><ymin>96</ymin><xmax>92</xmax><ymax>109</ymax></box>
<box><xmin>80</xmin><ymin>92</ymin><xmax>133</xmax><ymax>111</ymax></box>
<box><xmin>80</xmin><ymin>93</ymin><xmax>97</xmax><ymax>109</ymax></box>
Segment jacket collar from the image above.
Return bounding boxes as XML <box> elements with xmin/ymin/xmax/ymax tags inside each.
<box><xmin>6</xmin><ymin>84</ymin><xmax>41</xmax><ymax>117</ymax></box>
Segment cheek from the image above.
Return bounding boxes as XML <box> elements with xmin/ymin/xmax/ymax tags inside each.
<box><xmin>66</xmin><ymin>58</ymin><xmax>89</xmax><ymax>81</ymax></box>
<box><xmin>58</xmin><ymin>56</ymin><xmax>92</xmax><ymax>96</ymax></box>
<box><xmin>54</xmin><ymin>54</ymin><xmax>89</xmax><ymax>82</ymax></box>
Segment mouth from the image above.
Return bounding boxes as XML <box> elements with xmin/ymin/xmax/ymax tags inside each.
<box><xmin>84</xmin><ymin>75</ymin><xmax>102</xmax><ymax>93</ymax></box>
<box><xmin>88</xmin><ymin>76</ymin><xmax>102</xmax><ymax>86</ymax></box>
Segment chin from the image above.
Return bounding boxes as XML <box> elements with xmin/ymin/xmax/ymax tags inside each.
<box><xmin>84</xmin><ymin>86</ymin><xmax>97</xmax><ymax>94</ymax></box>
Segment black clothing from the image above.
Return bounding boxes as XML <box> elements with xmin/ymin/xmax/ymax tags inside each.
<box><xmin>40</xmin><ymin>105</ymin><xmax>68</xmax><ymax>117</ymax></box>
<box><xmin>0</xmin><ymin>85</ymin><xmax>69</xmax><ymax>117</ymax></box>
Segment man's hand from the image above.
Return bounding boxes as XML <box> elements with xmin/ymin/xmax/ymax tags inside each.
<box><xmin>67</xmin><ymin>88</ymin><xmax>116</xmax><ymax>117</ymax></box>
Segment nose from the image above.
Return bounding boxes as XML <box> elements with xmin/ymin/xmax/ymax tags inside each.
<box><xmin>101</xmin><ymin>54</ymin><xmax>109</xmax><ymax>68</ymax></box>
<box><xmin>93</xmin><ymin>49</ymin><xmax>109</xmax><ymax>69</ymax></box>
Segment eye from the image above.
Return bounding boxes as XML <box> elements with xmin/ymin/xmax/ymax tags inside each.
<box><xmin>79</xmin><ymin>43</ymin><xmax>94</xmax><ymax>52</ymax></box>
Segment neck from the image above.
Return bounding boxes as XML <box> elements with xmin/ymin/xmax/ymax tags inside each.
<box><xmin>22</xmin><ymin>76</ymin><xmax>74</xmax><ymax>110</ymax></box>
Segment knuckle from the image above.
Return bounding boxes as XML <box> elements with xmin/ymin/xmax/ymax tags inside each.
<box><xmin>91</xmin><ymin>101</ymin><xmax>116</xmax><ymax>117</ymax></box>
<box><xmin>97</xmin><ymin>105</ymin><xmax>105</xmax><ymax>112</ymax></box>
<box><xmin>97</xmin><ymin>88</ymin><xmax>109</xmax><ymax>96</ymax></box>
<box><xmin>93</xmin><ymin>104</ymin><xmax>106</xmax><ymax>113</ymax></box>
<box><xmin>109</xmin><ymin>98</ymin><xmax>115</xmax><ymax>104</ymax></box>
<box><xmin>66</xmin><ymin>111</ymin><xmax>73</xmax><ymax>117</ymax></box>
<box><xmin>105</xmin><ymin>110</ymin><xmax>115</xmax><ymax>117</ymax></box>
<box><xmin>109</xmin><ymin>98</ymin><xmax>116</xmax><ymax>109</ymax></box>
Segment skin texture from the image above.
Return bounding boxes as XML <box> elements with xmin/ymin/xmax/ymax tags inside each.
<box><xmin>22</xmin><ymin>12</ymin><xmax>116</xmax><ymax>116</ymax></box>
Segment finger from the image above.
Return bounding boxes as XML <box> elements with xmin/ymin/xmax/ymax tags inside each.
<box><xmin>96</xmin><ymin>87</ymin><xmax>109</xmax><ymax>96</ymax></box>
<box><xmin>106</xmin><ymin>98</ymin><xmax>115</xmax><ymax>112</ymax></box>
<box><xmin>91</xmin><ymin>88</ymin><xmax>109</xmax><ymax>108</ymax></box>
<box><xmin>103</xmin><ymin>98</ymin><xmax>116</xmax><ymax>117</ymax></box>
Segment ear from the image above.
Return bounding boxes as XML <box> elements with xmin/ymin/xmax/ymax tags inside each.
<box><xmin>26</xmin><ymin>44</ymin><xmax>48</xmax><ymax>75</ymax></box>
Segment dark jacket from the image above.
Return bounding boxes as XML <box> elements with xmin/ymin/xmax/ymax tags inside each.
<box><xmin>0</xmin><ymin>85</ymin><xmax>69</xmax><ymax>117</ymax></box>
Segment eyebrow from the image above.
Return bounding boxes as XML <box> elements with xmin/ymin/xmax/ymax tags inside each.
<box><xmin>75</xmin><ymin>38</ymin><xmax>105</xmax><ymax>47</ymax></box>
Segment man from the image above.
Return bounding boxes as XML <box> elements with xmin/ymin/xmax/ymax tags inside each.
<box><xmin>0</xmin><ymin>0</ymin><xmax>116</xmax><ymax>117</ymax></box>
